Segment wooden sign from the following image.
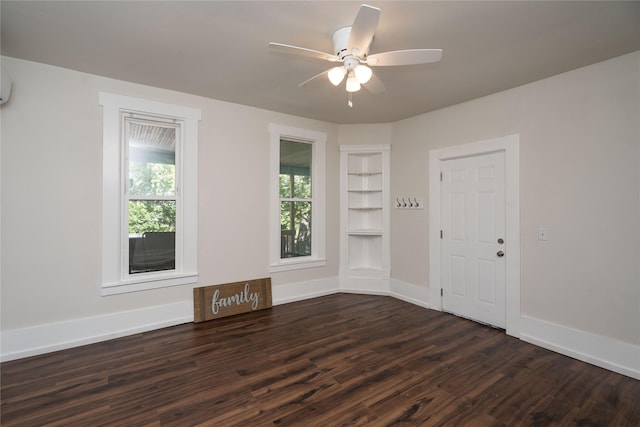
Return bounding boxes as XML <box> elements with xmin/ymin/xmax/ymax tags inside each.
<box><xmin>193</xmin><ymin>278</ymin><xmax>272</xmax><ymax>323</ymax></box>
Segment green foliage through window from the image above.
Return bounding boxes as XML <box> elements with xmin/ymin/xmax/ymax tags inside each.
<box><xmin>129</xmin><ymin>161</ymin><xmax>175</xmax><ymax>197</ymax></box>
<box><xmin>128</xmin><ymin>161</ymin><xmax>176</xmax><ymax>234</ymax></box>
<box><xmin>129</xmin><ymin>200</ymin><xmax>176</xmax><ymax>234</ymax></box>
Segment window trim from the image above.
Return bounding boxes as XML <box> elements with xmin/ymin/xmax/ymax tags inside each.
<box><xmin>99</xmin><ymin>93</ymin><xmax>201</xmax><ymax>295</ymax></box>
<box><xmin>269</xmin><ymin>124</ymin><xmax>326</xmax><ymax>272</ymax></box>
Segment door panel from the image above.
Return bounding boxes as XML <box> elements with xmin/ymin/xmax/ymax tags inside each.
<box><xmin>441</xmin><ymin>151</ymin><xmax>506</xmax><ymax>328</ymax></box>
<box><xmin>450</xmin><ymin>193</ymin><xmax>466</xmax><ymax>240</ymax></box>
<box><xmin>478</xmin><ymin>259</ymin><xmax>496</xmax><ymax>303</ymax></box>
<box><xmin>451</xmin><ymin>255</ymin><xmax>467</xmax><ymax>296</ymax></box>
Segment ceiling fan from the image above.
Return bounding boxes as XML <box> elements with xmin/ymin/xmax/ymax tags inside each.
<box><xmin>268</xmin><ymin>4</ymin><xmax>442</xmax><ymax>105</ymax></box>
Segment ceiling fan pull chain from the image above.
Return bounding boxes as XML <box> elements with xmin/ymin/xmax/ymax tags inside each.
<box><xmin>348</xmin><ymin>92</ymin><xmax>353</xmax><ymax>108</ymax></box>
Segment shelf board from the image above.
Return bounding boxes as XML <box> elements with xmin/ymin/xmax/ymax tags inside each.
<box><xmin>347</xmin><ymin>172</ymin><xmax>382</xmax><ymax>176</ymax></box>
<box><xmin>347</xmin><ymin>229</ymin><xmax>383</xmax><ymax>235</ymax></box>
<box><xmin>348</xmin><ymin>206</ymin><xmax>383</xmax><ymax>210</ymax></box>
<box><xmin>348</xmin><ymin>266</ymin><xmax>383</xmax><ymax>272</ymax></box>
<box><xmin>347</xmin><ymin>189</ymin><xmax>382</xmax><ymax>193</ymax></box>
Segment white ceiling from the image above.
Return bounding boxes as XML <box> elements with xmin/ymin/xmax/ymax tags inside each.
<box><xmin>2</xmin><ymin>1</ymin><xmax>640</xmax><ymax>124</ymax></box>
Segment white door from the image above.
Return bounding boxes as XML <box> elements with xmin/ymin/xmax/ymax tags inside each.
<box><xmin>441</xmin><ymin>151</ymin><xmax>506</xmax><ymax>328</ymax></box>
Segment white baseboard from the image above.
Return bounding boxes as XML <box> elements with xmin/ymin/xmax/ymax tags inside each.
<box><xmin>271</xmin><ymin>276</ymin><xmax>339</xmax><ymax>305</ymax></box>
<box><xmin>274</xmin><ymin>276</ymin><xmax>431</xmax><ymax>310</ymax></box>
<box><xmin>339</xmin><ymin>276</ymin><xmax>389</xmax><ymax>295</ymax></box>
<box><xmin>0</xmin><ymin>301</ymin><xmax>193</xmax><ymax>362</ymax></box>
<box><xmin>339</xmin><ymin>277</ymin><xmax>432</xmax><ymax>310</ymax></box>
<box><xmin>389</xmin><ymin>278</ymin><xmax>431</xmax><ymax>309</ymax></box>
<box><xmin>520</xmin><ymin>316</ymin><xmax>640</xmax><ymax>380</ymax></box>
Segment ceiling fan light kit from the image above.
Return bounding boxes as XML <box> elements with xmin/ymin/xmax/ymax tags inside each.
<box><xmin>354</xmin><ymin>64</ymin><xmax>372</xmax><ymax>84</ymax></box>
<box><xmin>328</xmin><ymin>66</ymin><xmax>347</xmax><ymax>86</ymax></box>
<box><xmin>268</xmin><ymin>3</ymin><xmax>443</xmax><ymax>106</ymax></box>
<box><xmin>346</xmin><ymin>74</ymin><xmax>361</xmax><ymax>92</ymax></box>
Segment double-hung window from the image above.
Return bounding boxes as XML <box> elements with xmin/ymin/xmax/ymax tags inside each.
<box><xmin>125</xmin><ymin>115</ymin><xmax>178</xmax><ymax>275</ymax></box>
<box><xmin>100</xmin><ymin>93</ymin><xmax>201</xmax><ymax>295</ymax></box>
<box><xmin>269</xmin><ymin>124</ymin><xmax>326</xmax><ymax>272</ymax></box>
<box><xmin>279</xmin><ymin>139</ymin><xmax>312</xmax><ymax>259</ymax></box>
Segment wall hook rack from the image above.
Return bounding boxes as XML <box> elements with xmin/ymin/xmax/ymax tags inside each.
<box><xmin>395</xmin><ymin>196</ymin><xmax>424</xmax><ymax>210</ymax></box>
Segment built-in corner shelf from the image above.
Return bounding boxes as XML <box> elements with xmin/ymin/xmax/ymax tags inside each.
<box><xmin>339</xmin><ymin>145</ymin><xmax>390</xmax><ymax>280</ymax></box>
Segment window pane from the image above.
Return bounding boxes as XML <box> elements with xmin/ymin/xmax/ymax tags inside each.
<box><xmin>279</xmin><ymin>174</ymin><xmax>312</xmax><ymax>199</ymax></box>
<box><xmin>280</xmin><ymin>139</ymin><xmax>311</xmax><ymax>199</ymax></box>
<box><xmin>129</xmin><ymin>200</ymin><xmax>176</xmax><ymax>233</ymax></box>
<box><xmin>279</xmin><ymin>174</ymin><xmax>292</xmax><ymax>199</ymax></box>
<box><xmin>129</xmin><ymin>200</ymin><xmax>176</xmax><ymax>274</ymax></box>
<box><xmin>293</xmin><ymin>174</ymin><xmax>311</xmax><ymax>199</ymax></box>
<box><xmin>280</xmin><ymin>201</ymin><xmax>311</xmax><ymax>258</ymax></box>
<box><xmin>128</xmin><ymin>121</ymin><xmax>176</xmax><ymax>197</ymax></box>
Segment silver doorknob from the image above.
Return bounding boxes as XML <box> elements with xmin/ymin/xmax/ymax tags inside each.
<box><xmin>497</xmin><ymin>251</ymin><xmax>505</xmax><ymax>257</ymax></box>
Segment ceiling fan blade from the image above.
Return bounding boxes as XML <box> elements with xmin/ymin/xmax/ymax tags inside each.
<box><xmin>367</xmin><ymin>49</ymin><xmax>443</xmax><ymax>66</ymax></box>
<box><xmin>268</xmin><ymin>42</ymin><xmax>339</xmax><ymax>62</ymax></box>
<box><xmin>298</xmin><ymin>68</ymin><xmax>331</xmax><ymax>87</ymax></box>
<box><xmin>348</xmin><ymin>4</ymin><xmax>380</xmax><ymax>56</ymax></box>
<box><xmin>363</xmin><ymin>73</ymin><xmax>385</xmax><ymax>94</ymax></box>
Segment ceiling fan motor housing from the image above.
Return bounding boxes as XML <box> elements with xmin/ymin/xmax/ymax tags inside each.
<box><xmin>332</xmin><ymin>26</ymin><xmax>352</xmax><ymax>60</ymax></box>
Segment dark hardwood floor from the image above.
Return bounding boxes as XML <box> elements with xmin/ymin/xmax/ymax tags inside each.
<box><xmin>2</xmin><ymin>294</ymin><xmax>639</xmax><ymax>426</ymax></box>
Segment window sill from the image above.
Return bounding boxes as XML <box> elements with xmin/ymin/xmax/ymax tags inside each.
<box><xmin>101</xmin><ymin>272</ymin><xmax>198</xmax><ymax>296</ymax></box>
<box><xmin>269</xmin><ymin>258</ymin><xmax>326</xmax><ymax>273</ymax></box>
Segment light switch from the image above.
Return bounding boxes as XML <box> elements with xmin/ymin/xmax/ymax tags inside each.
<box><xmin>538</xmin><ymin>228</ymin><xmax>549</xmax><ymax>241</ymax></box>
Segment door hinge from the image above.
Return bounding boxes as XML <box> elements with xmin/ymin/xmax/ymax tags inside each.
<box><xmin>440</xmin><ymin>230</ymin><xmax>443</xmax><ymax>239</ymax></box>
<box><xmin>441</xmin><ymin>288</ymin><xmax>443</xmax><ymax>297</ymax></box>
<box><xmin>440</xmin><ymin>172</ymin><xmax>443</xmax><ymax>182</ymax></box>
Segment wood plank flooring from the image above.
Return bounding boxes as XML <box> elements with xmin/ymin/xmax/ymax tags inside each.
<box><xmin>2</xmin><ymin>294</ymin><xmax>639</xmax><ymax>426</ymax></box>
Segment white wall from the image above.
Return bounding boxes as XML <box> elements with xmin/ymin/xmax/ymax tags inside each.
<box><xmin>338</xmin><ymin>123</ymin><xmax>392</xmax><ymax>147</ymax></box>
<box><xmin>391</xmin><ymin>51</ymin><xmax>640</xmax><ymax>347</ymax></box>
<box><xmin>0</xmin><ymin>57</ymin><xmax>339</xmax><ymax>355</ymax></box>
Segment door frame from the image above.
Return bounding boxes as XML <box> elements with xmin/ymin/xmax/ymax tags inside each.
<box><xmin>428</xmin><ymin>134</ymin><xmax>521</xmax><ymax>338</ymax></box>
